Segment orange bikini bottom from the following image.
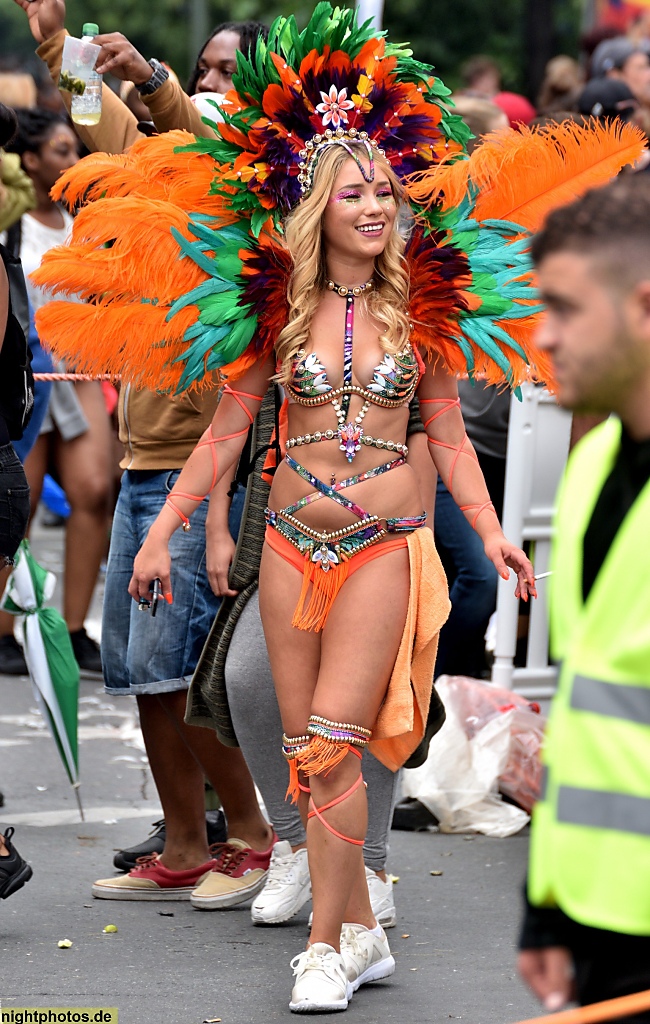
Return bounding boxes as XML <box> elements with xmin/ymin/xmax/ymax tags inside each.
<box><xmin>264</xmin><ymin>525</ymin><xmax>408</xmax><ymax>631</ymax></box>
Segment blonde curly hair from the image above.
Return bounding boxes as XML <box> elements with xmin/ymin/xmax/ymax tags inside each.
<box><xmin>275</xmin><ymin>142</ymin><xmax>411</xmax><ymax>384</ymax></box>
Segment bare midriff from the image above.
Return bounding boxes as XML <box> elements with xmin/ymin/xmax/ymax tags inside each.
<box><xmin>269</xmin><ymin>398</ymin><xmax>424</xmax><ymax>537</ymax></box>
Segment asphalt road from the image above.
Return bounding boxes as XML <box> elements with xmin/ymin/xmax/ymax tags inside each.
<box><xmin>0</xmin><ymin>521</ymin><xmax>542</xmax><ymax>1024</ymax></box>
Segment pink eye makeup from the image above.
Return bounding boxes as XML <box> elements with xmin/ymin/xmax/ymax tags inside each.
<box><xmin>329</xmin><ymin>187</ymin><xmax>395</xmax><ymax>204</ymax></box>
<box><xmin>331</xmin><ymin>189</ymin><xmax>362</xmax><ymax>203</ymax></box>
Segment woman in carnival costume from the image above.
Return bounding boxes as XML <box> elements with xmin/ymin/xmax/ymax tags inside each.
<box><xmin>32</xmin><ymin>4</ymin><xmax>645</xmax><ymax>1012</ymax></box>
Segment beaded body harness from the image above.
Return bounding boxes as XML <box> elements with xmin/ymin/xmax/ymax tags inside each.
<box><xmin>266</xmin><ymin>284</ymin><xmax>426</xmax><ymax>631</ymax></box>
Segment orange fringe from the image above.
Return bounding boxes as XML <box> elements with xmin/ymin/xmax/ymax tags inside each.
<box><xmin>295</xmin><ymin>737</ymin><xmax>353</xmax><ymax>779</ymax></box>
<box><xmin>286</xmin><ymin>760</ymin><xmax>301</xmax><ymax>804</ymax></box>
<box><xmin>291</xmin><ymin>556</ymin><xmax>350</xmax><ymax>632</ymax></box>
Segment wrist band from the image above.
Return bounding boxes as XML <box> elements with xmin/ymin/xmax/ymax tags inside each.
<box><xmin>165</xmin><ymin>496</ymin><xmax>191</xmax><ymax>532</ymax></box>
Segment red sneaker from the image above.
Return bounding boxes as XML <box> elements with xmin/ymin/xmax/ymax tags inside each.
<box><xmin>191</xmin><ymin>834</ymin><xmax>278</xmax><ymax>909</ymax></box>
<box><xmin>92</xmin><ymin>853</ymin><xmax>216</xmax><ymax>901</ymax></box>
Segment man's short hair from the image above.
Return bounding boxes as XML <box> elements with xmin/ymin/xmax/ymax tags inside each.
<box><xmin>591</xmin><ymin>37</ymin><xmax>641</xmax><ymax>78</ymax></box>
<box><xmin>532</xmin><ymin>175</ymin><xmax>650</xmax><ymax>279</ymax></box>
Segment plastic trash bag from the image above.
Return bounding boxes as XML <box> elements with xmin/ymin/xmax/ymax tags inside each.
<box><xmin>401</xmin><ymin>676</ymin><xmax>545</xmax><ymax>837</ymax></box>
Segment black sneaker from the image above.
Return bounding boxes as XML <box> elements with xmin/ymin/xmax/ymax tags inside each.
<box><xmin>0</xmin><ymin>827</ymin><xmax>33</xmax><ymax>899</ymax></box>
<box><xmin>69</xmin><ymin>628</ymin><xmax>102</xmax><ymax>675</ymax></box>
<box><xmin>0</xmin><ymin>635</ymin><xmax>28</xmax><ymax>676</ymax></box>
<box><xmin>112</xmin><ymin>809</ymin><xmax>227</xmax><ymax>871</ymax></box>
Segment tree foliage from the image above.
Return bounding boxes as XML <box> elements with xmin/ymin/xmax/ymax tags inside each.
<box><xmin>2</xmin><ymin>0</ymin><xmax>580</xmax><ymax>95</ymax></box>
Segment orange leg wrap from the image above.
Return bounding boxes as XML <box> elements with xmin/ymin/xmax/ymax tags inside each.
<box><xmin>308</xmin><ymin>769</ymin><xmax>365</xmax><ymax>847</ymax></box>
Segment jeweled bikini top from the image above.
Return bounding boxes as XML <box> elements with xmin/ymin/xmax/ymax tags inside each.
<box><xmin>286</xmin><ymin>345</ymin><xmax>420</xmax><ymax>407</ymax></box>
<box><xmin>283</xmin><ymin>285</ymin><xmax>420</xmax><ymax>462</ymax></box>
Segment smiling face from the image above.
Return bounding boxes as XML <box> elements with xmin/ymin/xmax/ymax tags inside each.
<box><xmin>321</xmin><ymin>156</ymin><xmax>397</xmax><ymax>268</ymax></box>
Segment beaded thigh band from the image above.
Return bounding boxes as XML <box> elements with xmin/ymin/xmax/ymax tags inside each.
<box><xmin>284</xmin><ymin>717</ymin><xmax>371</xmax><ymax>845</ymax></box>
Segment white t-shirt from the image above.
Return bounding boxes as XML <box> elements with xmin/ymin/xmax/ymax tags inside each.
<box><xmin>18</xmin><ymin>207</ymin><xmax>74</xmax><ymax>312</ymax></box>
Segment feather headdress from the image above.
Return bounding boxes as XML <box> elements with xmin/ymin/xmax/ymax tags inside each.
<box><xmin>32</xmin><ymin>3</ymin><xmax>646</xmax><ymax>393</ymax></box>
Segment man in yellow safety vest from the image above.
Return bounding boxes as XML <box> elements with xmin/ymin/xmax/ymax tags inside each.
<box><xmin>517</xmin><ymin>175</ymin><xmax>650</xmax><ymax>1021</ymax></box>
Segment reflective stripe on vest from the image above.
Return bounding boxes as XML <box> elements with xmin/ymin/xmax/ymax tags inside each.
<box><xmin>571</xmin><ymin>674</ymin><xmax>650</xmax><ymax>726</ymax></box>
<box><xmin>557</xmin><ymin>785</ymin><xmax>650</xmax><ymax>837</ymax></box>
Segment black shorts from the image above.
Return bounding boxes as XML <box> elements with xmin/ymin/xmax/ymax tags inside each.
<box><xmin>0</xmin><ymin>444</ymin><xmax>30</xmax><ymax>564</ymax></box>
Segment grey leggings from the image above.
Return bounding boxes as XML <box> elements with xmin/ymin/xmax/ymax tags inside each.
<box><xmin>224</xmin><ymin>591</ymin><xmax>399</xmax><ymax>872</ymax></box>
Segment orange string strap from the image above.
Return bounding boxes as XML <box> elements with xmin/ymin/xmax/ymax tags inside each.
<box><xmin>420</xmin><ymin>397</ymin><xmax>478</xmax><ymax>492</ymax></box>
<box><xmin>511</xmin><ymin>987</ymin><xmax>650</xmax><ymax>1024</ymax></box>
<box><xmin>420</xmin><ymin>397</ymin><xmax>496</xmax><ymax>528</ymax></box>
<box><xmin>460</xmin><ymin>500</ymin><xmax>497</xmax><ymax>530</ymax></box>
<box><xmin>165</xmin><ymin>386</ymin><xmax>263</xmax><ymax>532</ymax></box>
<box><xmin>307</xmin><ymin>757</ymin><xmax>365</xmax><ymax>846</ymax></box>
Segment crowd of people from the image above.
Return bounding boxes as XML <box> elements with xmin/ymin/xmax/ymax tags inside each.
<box><xmin>1</xmin><ymin>0</ymin><xmax>650</xmax><ymax>1019</ymax></box>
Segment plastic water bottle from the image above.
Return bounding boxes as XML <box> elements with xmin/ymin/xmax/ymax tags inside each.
<box><xmin>70</xmin><ymin>23</ymin><xmax>102</xmax><ymax>126</ymax></box>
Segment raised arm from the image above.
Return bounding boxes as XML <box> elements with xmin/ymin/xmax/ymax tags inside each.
<box><xmin>129</xmin><ymin>355</ymin><xmax>273</xmax><ymax>602</ymax></box>
<box><xmin>11</xmin><ymin>0</ymin><xmax>215</xmax><ymax>156</ymax></box>
<box><xmin>417</xmin><ymin>353</ymin><xmax>536</xmax><ymax>600</ymax></box>
<box><xmin>92</xmin><ymin>34</ymin><xmax>216</xmax><ymax>138</ymax></box>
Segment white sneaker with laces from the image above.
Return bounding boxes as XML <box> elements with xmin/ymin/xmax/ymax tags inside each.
<box><xmin>365</xmin><ymin>865</ymin><xmax>397</xmax><ymax>928</ymax></box>
<box><xmin>340</xmin><ymin>923</ymin><xmax>396</xmax><ymax>992</ymax></box>
<box><xmin>289</xmin><ymin>942</ymin><xmax>352</xmax><ymax>1013</ymax></box>
<box><xmin>251</xmin><ymin>841</ymin><xmax>311</xmax><ymax>925</ymax></box>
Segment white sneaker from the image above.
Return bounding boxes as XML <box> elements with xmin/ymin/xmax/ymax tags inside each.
<box><xmin>289</xmin><ymin>942</ymin><xmax>352</xmax><ymax>1013</ymax></box>
<box><xmin>307</xmin><ymin>867</ymin><xmax>397</xmax><ymax>930</ymax></box>
<box><xmin>365</xmin><ymin>866</ymin><xmax>397</xmax><ymax>928</ymax></box>
<box><xmin>251</xmin><ymin>841</ymin><xmax>311</xmax><ymax>925</ymax></box>
<box><xmin>340</xmin><ymin>923</ymin><xmax>396</xmax><ymax>993</ymax></box>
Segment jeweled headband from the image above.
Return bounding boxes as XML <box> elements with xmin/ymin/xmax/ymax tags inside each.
<box><xmin>297</xmin><ymin>127</ymin><xmax>386</xmax><ymax>198</ymax></box>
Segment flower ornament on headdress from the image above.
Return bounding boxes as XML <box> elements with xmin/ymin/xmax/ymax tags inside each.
<box><xmin>30</xmin><ymin>3</ymin><xmax>646</xmax><ymax>396</ymax></box>
<box><xmin>316</xmin><ymin>85</ymin><xmax>355</xmax><ymax>128</ymax></box>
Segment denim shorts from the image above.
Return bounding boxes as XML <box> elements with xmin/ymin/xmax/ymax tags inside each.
<box><xmin>101</xmin><ymin>469</ymin><xmax>244</xmax><ymax>695</ymax></box>
<box><xmin>0</xmin><ymin>444</ymin><xmax>30</xmax><ymax>564</ymax></box>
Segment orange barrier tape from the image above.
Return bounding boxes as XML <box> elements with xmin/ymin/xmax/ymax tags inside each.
<box><xmin>513</xmin><ymin>988</ymin><xmax>650</xmax><ymax>1024</ymax></box>
<box><xmin>34</xmin><ymin>373</ymin><xmax>119</xmax><ymax>381</ymax></box>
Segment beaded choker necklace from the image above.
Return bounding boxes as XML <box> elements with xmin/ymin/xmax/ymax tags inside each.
<box><xmin>326</xmin><ymin>278</ymin><xmax>373</xmax><ymax>298</ymax></box>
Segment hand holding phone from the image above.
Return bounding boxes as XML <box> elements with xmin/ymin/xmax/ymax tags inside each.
<box><xmin>150</xmin><ymin>577</ymin><xmax>161</xmax><ymax>617</ymax></box>
<box><xmin>138</xmin><ymin>577</ymin><xmax>162</xmax><ymax>615</ymax></box>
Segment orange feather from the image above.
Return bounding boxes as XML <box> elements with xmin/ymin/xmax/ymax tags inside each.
<box><xmin>406</xmin><ymin>120</ymin><xmax>647</xmax><ymax>232</ymax></box>
<box><xmin>32</xmin><ymin>196</ymin><xmax>208</xmax><ymax>307</ymax></box>
<box><xmin>34</xmin><ymin>301</ymin><xmax>203</xmax><ymax>394</ymax></box>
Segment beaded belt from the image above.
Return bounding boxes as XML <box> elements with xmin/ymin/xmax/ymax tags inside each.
<box><xmin>265</xmin><ymin>507</ymin><xmax>386</xmax><ymax>562</ymax></box>
<box><xmin>286</xmin><ymin>430</ymin><xmax>408</xmax><ymax>457</ymax></box>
